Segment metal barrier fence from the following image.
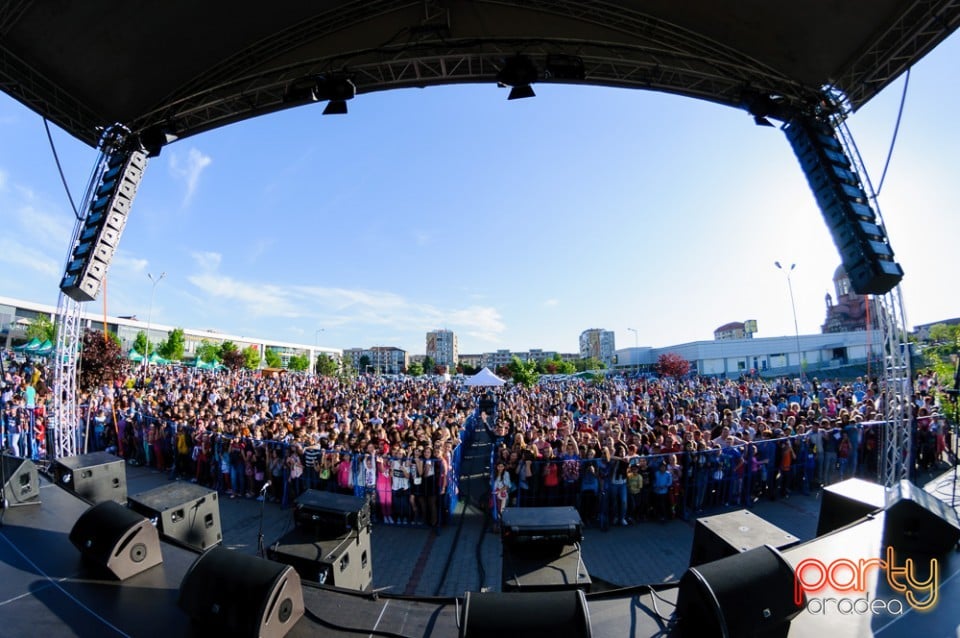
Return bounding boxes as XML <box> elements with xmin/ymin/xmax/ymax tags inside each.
<box><xmin>7</xmin><ymin>405</ymin><xmax>470</xmax><ymax>527</ymax></box>
<box><xmin>488</xmin><ymin>417</ymin><xmax>954</xmax><ymax>528</ymax></box>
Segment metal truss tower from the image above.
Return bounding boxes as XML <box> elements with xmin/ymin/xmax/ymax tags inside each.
<box><xmin>51</xmin><ymin>129</ymin><xmax>125</xmax><ymax>459</ymax></box>
<box><xmin>832</xmin><ymin>116</ymin><xmax>913</xmax><ymax>487</ymax></box>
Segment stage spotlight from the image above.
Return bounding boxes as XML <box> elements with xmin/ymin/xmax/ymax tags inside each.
<box><xmin>497</xmin><ymin>55</ymin><xmax>538</xmax><ymax>100</ymax></box>
<box><xmin>322</xmin><ymin>99</ymin><xmax>348</xmax><ymax>115</ymax></box>
<box><xmin>753</xmin><ymin>115</ymin><xmax>775</xmax><ymax>127</ymax></box>
<box><xmin>508</xmin><ymin>85</ymin><xmax>536</xmax><ymax>100</ymax></box>
<box><xmin>139</xmin><ymin>124</ymin><xmax>179</xmax><ymax>158</ymax></box>
<box><xmin>316</xmin><ymin>76</ymin><xmax>355</xmax><ymax>115</ymax></box>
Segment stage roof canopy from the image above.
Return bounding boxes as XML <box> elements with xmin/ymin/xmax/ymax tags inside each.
<box><xmin>1</xmin><ymin>1</ymin><xmax>958</xmax><ymax>148</ymax></box>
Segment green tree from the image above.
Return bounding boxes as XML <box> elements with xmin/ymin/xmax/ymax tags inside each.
<box><xmin>133</xmin><ymin>330</ymin><xmax>151</xmax><ymax>357</ymax></box>
<box><xmin>288</xmin><ymin>354</ymin><xmax>310</xmax><ymax>371</ymax></box>
<box><xmin>157</xmin><ymin>328</ymin><xmax>185</xmax><ymax>361</ymax></box>
<box><xmin>80</xmin><ymin>330</ymin><xmax>126</xmax><ymax>390</ymax></box>
<box><xmin>406</xmin><ymin>361</ymin><xmax>424</xmax><ymax>376</ymax></box>
<box><xmin>656</xmin><ymin>352</ymin><xmax>690</xmax><ymax>379</ymax></box>
<box><xmin>315</xmin><ymin>354</ymin><xmax>339</xmax><ymax>376</ymax></box>
<box><xmin>196</xmin><ymin>340</ymin><xmax>221</xmax><ymax>363</ymax></box>
<box><xmin>243</xmin><ymin>345</ymin><xmax>261</xmax><ymax>370</ymax></box>
<box><xmin>264</xmin><ymin>348</ymin><xmax>283</xmax><ymax>368</ymax></box>
<box><xmin>508</xmin><ymin>356</ymin><xmax>539</xmax><ymax>387</ymax></box>
<box><xmin>358</xmin><ymin>355</ymin><xmax>371</xmax><ymax>374</ymax></box>
<box><xmin>25</xmin><ymin>314</ymin><xmax>56</xmax><ymax>342</ymax></box>
<box><xmin>219</xmin><ymin>341</ymin><xmax>245</xmax><ymax>371</ymax></box>
<box><xmin>339</xmin><ymin>357</ymin><xmax>356</xmax><ymax>379</ymax></box>
<box><xmin>422</xmin><ymin>356</ymin><xmax>435</xmax><ymax>375</ymax></box>
<box><xmin>575</xmin><ymin>357</ymin><xmax>606</xmax><ymax>372</ymax></box>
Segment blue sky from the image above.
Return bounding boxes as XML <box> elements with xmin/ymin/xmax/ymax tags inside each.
<box><xmin>1</xmin><ymin>32</ymin><xmax>957</xmax><ymax>356</ymax></box>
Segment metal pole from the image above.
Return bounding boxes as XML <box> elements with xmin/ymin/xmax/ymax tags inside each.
<box><xmin>775</xmin><ymin>262</ymin><xmax>804</xmax><ymax>381</ymax></box>
<box><xmin>145</xmin><ymin>271</ymin><xmax>166</xmax><ymax>363</ymax></box>
<box><xmin>628</xmin><ymin>327</ymin><xmax>639</xmax><ymax>376</ymax></box>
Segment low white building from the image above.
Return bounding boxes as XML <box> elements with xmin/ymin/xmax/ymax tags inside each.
<box><xmin>615</xmin><ymin>331</ymin><xmax>880</xmax><ymax>378</ymax></box>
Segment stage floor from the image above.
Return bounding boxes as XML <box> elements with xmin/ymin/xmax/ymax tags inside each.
<box><xmin>1</xmin><ymin>467</ymin><xmax>957</xmax><ymax>637</ymax></box>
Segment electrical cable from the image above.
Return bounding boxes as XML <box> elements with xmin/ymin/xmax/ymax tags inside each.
<box><xmin>302</xmin><ymin>605</ymin><xmax>416</xmax><ymax>638</ymax></box>
<box><xmin>42</xmin><ymin>117</ymin><xmax>82</xmax><ymax>221</ymax></box>
<box><xmin>875</xmin><ymin>68</ymin><xmax>910</xmax><ymax>197</ymax></box>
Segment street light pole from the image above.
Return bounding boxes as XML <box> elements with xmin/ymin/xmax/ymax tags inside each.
<box><xmin>145</xmin><ymin>271</ymin><xmax>166</xmax><ymax>362</ymax></box>
<box><xmin>775</xmin><ymin>261</ymin><xmax>804</xmax><ymax>381</ymax></box>
<box><xmin>627</xmin><ymin>327</ymin><xmax>639</xmax><ymax>376</ymax></box>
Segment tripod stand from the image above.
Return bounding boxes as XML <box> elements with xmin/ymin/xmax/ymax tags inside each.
<box><xmin>256</xmin><ymin>480</ymin><xmax>271</xmax><ymax>557</ymax></box>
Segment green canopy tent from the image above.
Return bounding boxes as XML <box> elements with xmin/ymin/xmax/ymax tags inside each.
<box><xmin>13</xmin><ymin>337</ymin><xmax>41</xmax><ymax>352</ymax></box>
<box><xmin>128</xmin><ymin>348</ymin><xmax>145</xmax><ymax>362</ymax></box>
<box><xmin>147</xmin><ymin>352</ymin><xmax>170</xmax><ymax>365</ymax></box>
<box><xmin>33</xmin><ymin>340</ymin><xmax>54</xmax><ymax>356</ymax></box>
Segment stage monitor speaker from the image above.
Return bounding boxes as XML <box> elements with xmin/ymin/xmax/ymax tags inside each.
<box><xmin>179</xmin><ymin>546</ymin><xmax>304</xmax><ymax>638</ymax></box>
<box><xmin>293</xmin><ymin>489</ymin><xmax>370</xmax><ymax>538</ymax></box>
<box><xmin>129</xmin><ymin>482</ymin><xmax>222</xmax><ymax>552</ymax></box>
<box><xmin>501</xmin><ymin>506</ymin><xmax>584</xmax><ymax>547</ymax></box>
<box><xmin>816</xmin><ymin>478</ymin><xmax>886</xmax><ymax>536</ymax></box>
<box><xmin>52</xmin><ymin>451</ymin><xmax>127</xmax><ymax>504</ymax></box>
<box><xmin>884</xmin><ymin>479</ymin><xmax>960</xmax><ymax>554</ymax></box>
<box><xmin>502</xmin><ymin>543</ymin><xmax>592</xmax><ymax>593</ymax></box>
<box><xmin>460</xmin><ymin>590</ymin><xmax>592</xmax><ymax>638</ymax></box>
<box><xmin>689</xmin><ymin>510</ymin><xmax>799</xmax><ymax>567</ymax></box>
<box><xmin>69</xmin><ymin>500</ymin><xmax>163</xmax><ymax>580</ymax></box>
<box><xmin>676</xmin><ymin>544</ymin><xmax>802</xmax><ymax>638</ymax></box>
<box><xmin>2</xmin><ymin>453</ymin><xmax>40</xmax><ymax>505</ymax></box>
<box><xmin>267</xmin><ymin>526</ymin><xmax>372</xmax><ymax>591</ymax></box>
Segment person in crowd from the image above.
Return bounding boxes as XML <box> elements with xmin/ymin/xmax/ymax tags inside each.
<box><xmin>493</xmin><ymin>460</ymin><xmax>512</xmax><ymax>528</ymax></box>
<box><xmin>651</xmin><ymin>460</ymin><xmax>673</xmax><ymax>523</ymax></box>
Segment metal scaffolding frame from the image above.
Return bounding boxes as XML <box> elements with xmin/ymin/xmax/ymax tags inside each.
<box><xmin>50</xmin><ymin>128</ymin><xmax>128</xmax><ymax>460</ymax></box>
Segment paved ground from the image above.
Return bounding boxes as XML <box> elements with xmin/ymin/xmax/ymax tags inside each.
<box><xmin>121</xmin><ymin>449</ymin><xmax>956</xmax><ymax>599</ymax></box>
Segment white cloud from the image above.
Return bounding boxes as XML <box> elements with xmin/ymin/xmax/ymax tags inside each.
<box><xmin>169</xmin><ymin>148</ymin><xmax>212</xmax><ymax>206</ymax></box>
<box><xmin>183</xmin><ymin>265</ymin><xmax>506</xmax><ymax>345</ymax></box>
<box><xmin>110</xmin><ymin>251</ymin><xmax>149</xmax><ymax>275</ymax></box>
<box><xmin>191</xmin><ymin>251</ymin><xmax>222</xmax><ymax>271</ymax></box>
<box><xmin>12</xmin><ymin>203</ymin><xmax>73</xmax><ymax>250</ymax></box>
<box><xmin>544</xmin><ymin>298</ymin><xmax>559</xmax><ymax>307</ymax></box>
<box><xmin>0</xmin><ymin>236</ymin><xmax>61</xmax><ymax>278</ymax></box>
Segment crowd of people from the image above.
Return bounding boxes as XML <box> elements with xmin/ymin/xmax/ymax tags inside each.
<box><xmin>1</xmin><ymin>357</ymin><xmax>471</xmax><ymax>530</ymax></box>
<box><xmin>486</xmin><ymin>370</ymin><xmax>955</xmax><ymax>529</ymax></box>
<box><xmin>1</xmin><ymin>352</ymin><xmax>956</xmax><ymax>535</ymax></box>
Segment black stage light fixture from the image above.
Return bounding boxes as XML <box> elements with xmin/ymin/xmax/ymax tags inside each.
<box><xmin>507</xmin><ymin>85</ymin><xmax>536</xmax><ymax>100</ymax></box>
<box><xmin>497</xmin><ymin>55</ymin><xmax>538</xmax><ymax>100</ymax></box>
<box><xmin>283</xmin><ymin>77</ymin><xmax>322</xmax><ymax>104</ymax></box>
<box><xmin>322</xmin><ymin>99</ymin><xmax>349</xmax><ymax>115</ymax></box>
<box><xmin>316</xmin><ymin>76</ymin><xmax>356</xmax><ymax>115</ymax></box>
<box><xmin>754</xmin><ymin>115</ymin><xmax>775</xmax><ymax>127</ymax></box>
<box><xmin>139</xmin><ymin>123</ymin><xmax>178</xmax><ymax>158</ymax></box>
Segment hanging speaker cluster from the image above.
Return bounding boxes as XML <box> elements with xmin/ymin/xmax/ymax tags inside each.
<box><xmin>784</xmin><ymin>117</ymin><xmax>902</xmax><ymax>295</ymax></box>
<box><xmin>60</xmin><ymin>146</ymin><xmax>147</xmax><ymax>302</ymax></box>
